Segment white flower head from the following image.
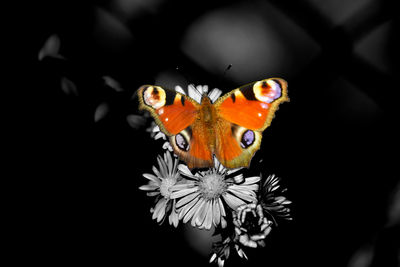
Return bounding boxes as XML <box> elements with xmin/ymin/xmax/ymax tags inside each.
<box><xmin>170</xmin><ymin>157</ymin><xmax>260</xmax><ymax>230</ymax></box>
<box><xmin>139</xmin><ymin>150</ymin><xmax>180</xmax><ymax>227</ymax></box>
<box><xmin>233</xmin><ymin>203</ymin><xmax>273</xmax><ymax>248</ymax></box>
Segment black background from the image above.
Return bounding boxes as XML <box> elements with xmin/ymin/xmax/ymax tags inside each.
<box><xmin>24</xmin><ymin>0</ymin><xmax>399</xmax><ymax>266</ymax></box>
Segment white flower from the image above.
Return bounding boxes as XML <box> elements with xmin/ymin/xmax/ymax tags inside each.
<box><xmin>233</xmin><ymin>203</ymin><xmax>273</xmax><ymax>248</ymax></box>
<box><xmin>170</xmin><ymin>158</ymin><xmax>260</xmax><ymax>230</ymax></box>
<box><xmin>139</xmin><ymin>150</ymin><xmax>180</xmax><ymax>227</ymax></box>
<box><xmin>259</xmin><ymin>174</ymin><xmax>292</xmax><ymax>223</ymax></box>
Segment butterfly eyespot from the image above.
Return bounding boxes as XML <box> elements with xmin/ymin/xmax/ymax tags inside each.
<box><xmin>253</xmin><ymin>80</ymin><xmax>282</xmax><ymax>103</ymax></box>
<box><xmin>240</xmin><ymin>130</ymin><xmax>255</xmax><ymax>148</ymax></box>
<box><xmin>175</xmin><ymin>133</ymin><xmax>189</xmax><ymax>151</ymax></box>
<box><xmin>143</xmin><ymin>86</ymin><xmax>166</xmax><ymax>109</ymax></box>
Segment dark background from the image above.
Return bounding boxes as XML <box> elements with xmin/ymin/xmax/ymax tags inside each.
<box><xmin>25</xmin><ymin>0</ymin><xmax>399</xmax><ymax>266</ymax></box>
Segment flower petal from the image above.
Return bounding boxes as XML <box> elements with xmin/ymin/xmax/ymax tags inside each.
<box><xmin>209</xmin><ymin>253</ymin><xmax>217</xmax><ymax>263</ymax></box>
<box><xmin>229</xmin><ymin>184</ymin><xmax>257</xmax><ymax>192</ymax></box>
<box><xmin>235</xmin><ymin>245</ymin><xmax>248</xmax><ymax>259</ymax></box>
<box><xmin>154</xmin><ymin>132</ymin><xmax>166</xmax><ymax>140</ymax></box>
<box><xmin>139</xmin><ymin>184</ymin><xmax>159</xmax><ymax>191</ymax></box>
<box><xmin>176</xmin><ymin>192</ymin><xmax>200</xmax><ymax>208</ymax></box>
<box><xmin>152</xmin><ymin>165</ymin><xmax>161</xmax><ymax>178</ymax></box>
<box><xmin>152</xmin><ymin>125</ymin><xmax>160</xmax><ymax>132</ymax></box>
<box><xmin>223</xmin><ymin>193</ymin><xmax>246</xmax><ymax>210</ymax></box>
<box><xmin>244</xmin><ymin>176</ymin><xmax>261</xmax><ymax>184</ymax></box>
<box><xmin>227</xmin><ymin>188</ymin><xmax>256</xmax><ymax>202</ymax></box>
<box><xmin>175</xmin><ymin>85</ymin><xmax>186</xmax><ymax>95</ymax></box>
<box><xmin>218</xmin><ymin>162</ymin><xmax>225</xmax><ymax>173</ymax></box>
<box><xmin>213</xmin><ymin>198</ymin><xmax>221</xmax><ymax>226</ymax></box>
<box><xmin>203</xmin><ymin>201</ymin><xmax>214</xmax><ymax>229</ymax></box>
<box><xmin>239</xmin><ymin>234</ymin><xmax>257</xmax><ymax>248</ymax></box>
<box><xmin>178</xmin><ymin>164</ymin><xmax>193</xmax><ymax>176</ymax></box>
<box><xmin>237</xmin><ymin>184</ymin><xmax>259</xmax><ymax>192</ymax></box>
<box><xmin>168</xmin><ymin>200</ymin><xmax>179</xmax><ymax>227</ymax></box>
<box><xmin>218</xmin><ymin>198</ymin><xmax>226</xmax><ymax>217</ymax></box>
<box><xmin>164</xmin><ymin>151</ymin><xmax>173</xmax><ymax>176</ymax></box>
<box><xmin>227</xmin><ymin>167</ymin><xmax>243</xmax><ymax>175</ymax></box>
<box><xmin>126</xmin><ymin>114</ymin><xmax>145</xmax><ymax>129</ymax></box>
<box><xmin>170</xmin><ymin>186</ymin><xmax>199</xmax><ymax>199</ymax></box>
<box><xmin>221</xmin><ymin>216</ymin><xmax>227</xmax><ymax>228</ymax></box>
<box><xmin>94</xmin><ymin>102</ymin><xmax>109</xmax><ymax>122</ymax></box>
<box><xmin>38</xmin><ymin>34</ymin><xmax>62</xmax><ymax>60</ymax></box>
<box><xmin>208</xmin><ymin>89</ymin><xmax>222</xmax><ymax>103</ymax></box>
<box><xmin>194</xmin><ymin>199</ymin><xmax>208</xmax><ymax>227</ymax></box>
<box><xmin>217</xmin><ymin>257</ymin><xmax>225</xmax><ymax>267</ymax></box>
<box><xmin>183</xmin><ymin>198</ymin><xmax>203</xmax><ymax>223</ymax></box>
<box><xmin>157</xmin><ymin>156</ymin><xmax>168</xmax><ymax>177</ymax></box>
<box><xmin>146</xmin><ymin>192</ymin><xmax>160</xmax><ymax>197</ymax></box>
<box><xmin>188</xmin><ymin>84</ymin><xmax>202</xmax><ymax>104</ymax></box>
<box><xmin>152</xmin><ymin>198</ymin><xmax>167</xmax><ymax>221</ymax></box>
<box><xmin>171</xmin><ymin>182</ymin><xmax>196</xmax><ymax>191</ymax></box>
<box><xmin>195</xmin><ymin>85</ymin><xmax>203</xmax><ymax>94</ymax></box>
<box><xmin>142</xmin><ymin>173</ymin><xmax>161</xmax><ymax>184</ymax></box>
<box><xmin>162</xmin><ymin>142</ymin><xmax>173</xmax><ymax>151</ymax></box>
<box><xmin>179</xmin><ymin>197</ymin><xmax>200</xmax><ymax>220</ymax></box>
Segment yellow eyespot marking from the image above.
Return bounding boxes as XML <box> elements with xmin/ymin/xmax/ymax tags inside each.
<box><xmin>143</xmin><ymin>86</ymin><xmax>166</xmax><ymax>109</ymax></box>
<box><xmin>253</xmin><ymin>80</ymin><xmax>282</xmax><ymax>103</ymax></box>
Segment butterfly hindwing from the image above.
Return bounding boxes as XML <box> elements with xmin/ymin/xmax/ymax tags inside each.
<box><xmin>170</xmin><ymin>125</ymin><xmax>213</xmax><ymax>169</ymax></box>
<box><xmin>214</xmin><ymin>122</ymin><xmax>263</xmax><ymax>169</ymax></box>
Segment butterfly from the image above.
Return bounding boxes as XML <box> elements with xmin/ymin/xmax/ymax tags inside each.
<box><xmin>137</xmin><ymin>78</ymin><xmax>288</xmax><ymax>169</ymax></box>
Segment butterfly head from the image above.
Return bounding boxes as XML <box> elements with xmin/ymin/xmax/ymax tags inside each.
<box><xmin>200</xmin><ymin>93</ymin><xmax>212</xmax><ymax>104</ymax></box>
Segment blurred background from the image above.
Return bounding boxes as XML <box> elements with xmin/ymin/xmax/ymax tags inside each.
<box><xmin>27</xmin><ymin>0</ymin><xmax>398</xmax><ymax>266</ymax></box>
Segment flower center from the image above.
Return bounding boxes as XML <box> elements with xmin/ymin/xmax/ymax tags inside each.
<box><xmin>160</xmin><ymin>177</ymin><xmax>175</xmax><ymax>199</ymax></box>
<box><xmin>199</xmin><ymin>173</ymin><xmax>227</xmax><ymax>200</ymax></box>
<box><xmin>242</xmin><ymin>212</ymin><xmax>262</xmax><ymax>235</ymax></box>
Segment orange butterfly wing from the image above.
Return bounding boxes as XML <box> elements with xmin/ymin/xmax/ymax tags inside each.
<box><xmin>138</xmin><ymin>85</ymin><xmax>198</xmax><ymax>135</ymax></box>
<box><xmin>138</xmin><ymin>79</ymin><xmax>288</xmax><ymax>169</ymax></box>
<box><xmin>138</xmin><ymin>85</ymin><xmax>213</xmax><ymax>168</ymax></box>
<box><xmin>214</xmin><ymin>78</ymin><xmax>288</xmax><ymax>168</ymax></box>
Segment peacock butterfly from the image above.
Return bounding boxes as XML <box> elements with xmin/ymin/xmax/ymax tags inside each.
<box><xmin>137</xmin><ymin>78</ymin><xmax>288</xmax><ymax>169</ymax></box>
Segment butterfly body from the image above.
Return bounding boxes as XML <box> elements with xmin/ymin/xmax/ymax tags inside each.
<box><xmin>138</xmin><ymin>78</ymin><xmax>288</xmax><ymax>169</ymax></box>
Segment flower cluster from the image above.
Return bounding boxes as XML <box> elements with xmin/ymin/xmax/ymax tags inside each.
<box><xmin>139</xmin><ymin>85</ymin><xmax>291</xmax><ymax>267</ymax></box>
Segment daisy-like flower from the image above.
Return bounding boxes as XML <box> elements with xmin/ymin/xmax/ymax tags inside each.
<box><xmin>139</xmin><ymin>150</ymin><xmax>180</xmax><ymax>227</ymax></box>
<box><xmin>259</xmin><ymin>174</ymin><xmax>292</xmax><ymax>224</ymax></box>
<box><xmin>233</xmin><ymin>203</ymin><xmax>273</xmax><ymax>248</ymax></box>
<box><xmin>148</xmin><ymin>84</ymin><xmax>222</xmax><ymax>149</ymax></box>
<box><xmin>170</xmin><ymin>158</ymin><xmax>260</xmax><ymax>230</ymax></box>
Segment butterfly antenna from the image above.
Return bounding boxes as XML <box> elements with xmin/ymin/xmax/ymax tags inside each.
<box><xmin>223</xmin><ymin>64</ymin><xmax>232</xmax><ymax>77</ymax></box>
<box><xmin>216</xmin><ymin>64</ymin><xmax>232</xmax><ymax>89</ymax></box>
